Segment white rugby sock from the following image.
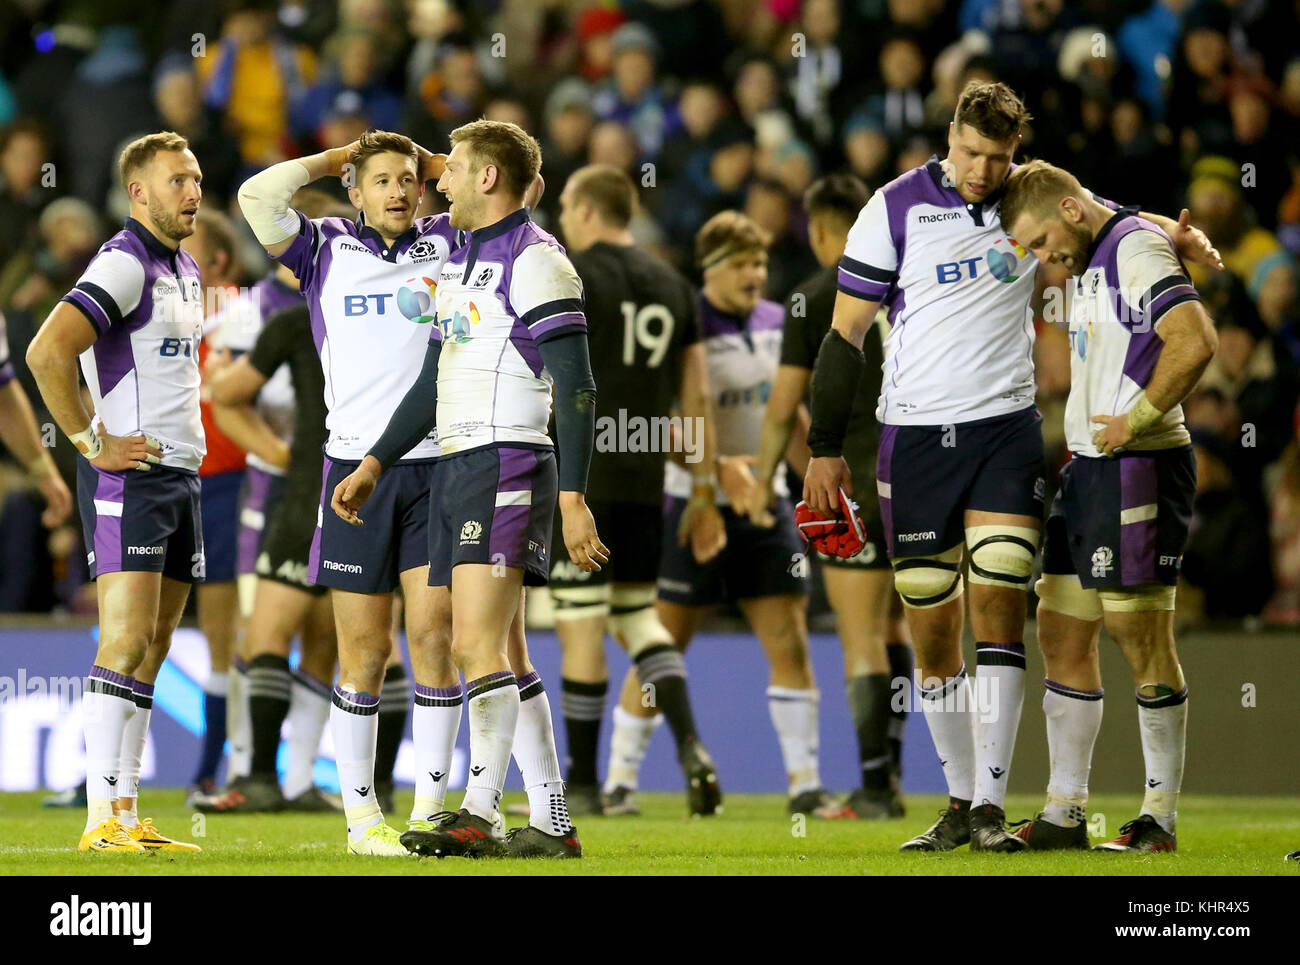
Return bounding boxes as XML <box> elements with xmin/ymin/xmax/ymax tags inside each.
<box><xmin>115</xmin><ymin>680</ymin><xmax>154</xmax><ymax>828</ymax></box>
<box><xmin>971</xmin><ymin>642</ymin><xmax>1026</xmax><ymax>809</ymax></box>
<box><xmin>1041</xmin><ymin>680</ymin><xmax>1104</xmax><ymax>827</ymax></box>
<box><xmin>283</xmin><ymin>671</ymin><xmax>331</xmax><ymax>800</ymax></box>
<box><xmin>512</xmin><ymin>672</ymin><xmax>572</xmax><ymax>835</ymax></box>
<box><xmin>83</xmin><ymin>667</ymin><xmax>136</xmax><ymax>832</ymax></box>
<box><xmin>1137</xmin><ymin>684</ymin><xmax>1188</xmax><ymax>834</ymax></box>
<box><xmin>411</xmin><ymin>681</ymin><xmax>462</xmax><ymax>821</ymax></box>
<box><xmin>767</xmin><ymin>686</ymin><xmax>822</xmax><ymax>797</ymax></box>
<box><xmin>603</xmin><ymin>706</ymin><xmax>659</xmax><ymax>793</ymax></box>
<box><xmin>330</xmin><ymin>685</ymin><xmax>382</xmax><ymax>841</ymax></box>
<box><xmin>461</xmin><ymin>672</ymin><xmax>518</xmax><ymax>822</ymax></box>
<box><xmin>918</xmin><ymin>666</ymin><xmax>976</xmax><ymax>802</ymax></box>
<box><xmin>227</xmin><ymin>658</ymin><xmax>252</xmax><ymax>780</ymax></box>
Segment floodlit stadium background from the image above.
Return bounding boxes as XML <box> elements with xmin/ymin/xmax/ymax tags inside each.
<box><xmin>0</xmin><ymin>0</ymin><xmax>1296</xmax><ymax>795</ymax></box>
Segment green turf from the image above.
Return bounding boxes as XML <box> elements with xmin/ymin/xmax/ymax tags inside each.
<box><xmin>2</xmin><ymin>791</ymin><xmax>1298</xmax><ymax>875</ymax></box>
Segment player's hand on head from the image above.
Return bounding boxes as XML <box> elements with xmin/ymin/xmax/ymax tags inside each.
<box><xmin>331</xmin><ymin>466</ymin><xmax>377</xmax><ymax>526</ymax></box>
<box><xmin>88</xmin><ymin>427</ymin><xmax>163</xmax><ymax>472</ymax></box>
<box><xmin>803</xmin><ymin>456</ymin><xmax>849</xmax><ymax>518</ymax></box>
<box><xmin>1171</xmin><ymin>208</ymin><xmax>1224</xmax><ymax>271</ymax></box>
<box><xmin>559</xmin><ymin>494</ymin><xmax>610</xmax><ymax>572</ymax></box>
<box><xmin>416</xmin><ymin>146</ymin><xmax>446</xmax><ymax>183</ymax></box>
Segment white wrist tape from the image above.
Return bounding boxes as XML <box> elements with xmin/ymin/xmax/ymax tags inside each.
<box><xmin>69</xmin><ymin>427</ymin><xmax>103</xmax><ymax>460</ymax></box>
<box><xmin>237</xmin><ymin>160</ymin><xmax>311</xmax><ymax>246</ymax></box>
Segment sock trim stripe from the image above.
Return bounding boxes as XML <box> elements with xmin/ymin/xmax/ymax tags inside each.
<box><xmin>1136</xmin><ymin>685</ymin><xmax>1188</xmax><ymax>708</ymax></box>
<box><xmin>561</xmin><ymin>678</ymin><xmax>609</xmax><ymax>697</ymax></box>
<box><xmin>976</xmin><ymin>649</ymin><xmax>1027</xmax><ymax>669</ymax></box>
<box><xmin>88</xmin><ymin>665</ymin><xmax>134</xmax><ymax>688</ymax></box>
<box><xmin>467</xmin><ymin>672</ymin><xmax>516</xmax><ymax>700</ymax></box>
<box><xmin>132</xmin><ymin>692</ymin><xmax>154</xmax><ymax>710</ymax></box>
<box><xmin>85</xmin><ymin>676</ymin><xmax>134</xmax><ymax>701</ymax></box>
<box><xmin>634</xmin><ymin>650</ymin><xmax>686</xmax><ymax>683</ymax></box>
<box><xmin>561</xmin><ymin>694</ymin><xmax>606</xmax><ymax>720</ymax></box>
<box><xmin>518</xmin><ymin>676</ymin><xmax>545</xmax><ymax>702</ymax></box>
<box><xmin>918</xmin><ymin>665</ymin><xmax>967</xmax><ymax>700</ymax></box>
<box><xmin>1045</xmin><ymin>678</ymin><xmax>1104</xmax><ymax>700</ymax></box>
<box><xmin>332</xmin><ymin>686</ymin><xmax>380</xmax><ymax>715</ymax></box>
<box><xmin>516</xmin><ymin>670</ymin><xmax>542</xmax><ymax>690</ymax></box>
<box><xmin>633</xmin><ymin>643</ymin><xmax>677</xmax><ymax>662</ymax></box>
<box><xmin>414</xmin><ymin>683</ymin><xmax>463</xmax><ymax>699</ymax></box>
<box><xmin>414</xmin><ymin>692</ymin><xmax>463</xmax><ymax>708</ymax></box>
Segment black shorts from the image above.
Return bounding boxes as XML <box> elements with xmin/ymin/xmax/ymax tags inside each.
<box><xmin>1042</xmin><ymin>447</ymin><xmax>1196</xmax><ymax>590</ymax></box>
<box><xmin>876</xmin><ymin>407</ymin><xmax>1046</xmax><ymax>559</ymax></box>
<box><xmin>200</xmin><ymin>469</ymin><xmax>243</xmax><ymax>583</ymax></box>
<box><xmin>427</xmin><ymin>446</ymin><xmax>557</xmax><ymax>588</ymax></box>
<box><xmin>817</xmin><ymin>473</ymin><xmax>889</xmax><ymax>570</ymax></box>
<box><xmin>309</xmin><ymin>456</ymin><xmax>435</xmax><ymax>593</ymax></box>
<box><xmin>657</xmin><ymin>497</ymin><xmax>808</xmax><ymax>606</ymax></box>
<box><xmin>77</xmin><ymin>462</ymin><xmax>205</xmax><ymax>583</ymax></box>
<box><xmin>549</xmin><ymin>500</ymin><xmax>663</xmax><ymax>588</ymax></box>
<box><xmin>257</xmin><ymin>479</ymin><xmax>328</xmax><ymax>596</ymax></box>
<box><xmin>237</xmin><ymin>467</ymin><xmax>286</xmax><ymax>577</ymax></box>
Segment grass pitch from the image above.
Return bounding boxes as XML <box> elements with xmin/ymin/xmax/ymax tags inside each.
<box><xmin>2</xmin><ymin>791</ymin><xmax>1297</xmax><ymax>875</ymax></box>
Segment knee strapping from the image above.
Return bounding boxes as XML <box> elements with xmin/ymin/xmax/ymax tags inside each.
<box><xmin>550</xmin><ymin>583</ymin><xmax>611</xmax><ymax>622</ymax></box>
<box><xmin>1098</xmin><ymin>586</ymin><xmax>1177</xmax><ymax>612</ymax></box>
<box><xmin>1035</xmin><ymin>573</ymin><xmax>1103</xmax><ymax>622</ymax></box>
<box><xmin>609</xmin><ymin>600</ymin><xmax>674</xmax><ymax>657</ymax></box>
<box><xmin>965</xmin><ymin>524</ymin><xmax>1039</xmax><ymax>589</ymax></box>
<box><xmin>892</xmin><ymin>544</ymin><xmax>964</xmax><ymax>609</ymax></box>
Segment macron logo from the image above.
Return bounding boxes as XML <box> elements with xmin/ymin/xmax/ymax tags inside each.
<box><xmin>126</xmin><ymin>546</ymin><xmax>164</xmax><ymax>556</ymax></box>
<box><xmin>322</xmin><ymin>559</ymin><xmax>362</xmax><ymax>574</ymax></box>
<box><xmin>50</xmin><ymin>895</ymin><xmax>151</xmax><ymax>945</ymax></box>
<box><xmin>918</xmin><ymin>211</ymin><xmax>962</xmax><ymax>224</ymax></box>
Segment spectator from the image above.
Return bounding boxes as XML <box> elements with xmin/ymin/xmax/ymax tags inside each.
<box><xmin>0</xmin><ymin>121</ymin><xmax>51</xmax><ymax>272</ymax></box>
<box><xmin>539</xmin><ymin>80</ymin><xmax>596</xmax><ymax>225</ymax></box>
<box><xmin>0</xmin><ymin>197</ymin><xmax>101</xmax><ymax>318</ymax></box>
<box><xmin>1117</xmin><ymin>0</ymin><xmax>1188</xmax><ymax>121</ymax></box>
<box><xmin>573</xmin><ymin>6</ymin><xmax>625</xmax><ymax>83</ymax></box>
<box><xmin>195</xmin><ymin>0</ymin><xmax>317</xmax><ymax>171</ymax></box>
<box><xmin>784</xmin><ymin>0</ymin><xmax>858</xmax><ymax>153</ymax></box>
<box><xmin>744</xmin><ymin>179</ymin><xmax>816</xmax><ymax>299</ymax></box>
<box><xmin>591</xmin><ymin>23</ymin><xmax>681</xmax><ymax>161</ymax></box>
<box><xmin>291</xmin><ymin>29</ymin><xmax>402</xmax><ymax>149</ymax></box>
<box><xmin>844</xmin><ymin>30</ymin><xmax>929</xmax><ymax>147</ymax></box>
<box><xmin>1167</xmin><ymin>2</ymin><xmax>1236</xmax><ymax>160</ymax></box>
<box><xmin>405</xmin><ymin>37</ymin><xmax>486</xmax><ymax>153</ymax></box>
<box><xmin>152</xmin><ymin>58</ymin><xmax>243</xmax><ymax>207</ymax></box>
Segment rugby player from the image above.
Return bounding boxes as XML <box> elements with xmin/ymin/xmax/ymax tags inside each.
<box><xmin>27</xmin><ymin>131</ymin><xmax>206</xmax><ymax>853</ymax></box>
<box><xmin>802</xmin><ymin>82</ymin><xmax>1222</xmax><ymax>851</ymax></box>
<box><xmin>551</xmin><ymin>164</ymin><xmax>725</xmax><ymax>817</ymax></box>
<box><xmin>617</xmin><ymin>209</ymin><xmax>836</xmax><ymax>817</ymax></box>
<box><xmin>238</xmin><ymin>131</ymin><xmax>461</xmax><ymax>855</ymax></box>
<box><xmin>337</xmin><ymin>119</ymin><xmax>606</xmax><ymax>858</ymax></box>
<box><xmin>179</xmin><ymin>208</ymin><xmax>249</xmax><ymax>800</ymax></box>
<box><xmin>195</xmin><ymin>191</ymin><xmax>348</xmax><ymax>814</ymax></box>
<box><xmin>737</xmin><ymin>174</ymin><xmax>913</xmax><ymax>819</ymax></box>
<box><xmin>1000</xmin><ymin>160</ymin><xmax>1216</xmax><ymax>852</ymax></box>
<box><xmin>0</xmin><ymin>310</ymin><xmax>73</xmax><ymax>529</ymax></box>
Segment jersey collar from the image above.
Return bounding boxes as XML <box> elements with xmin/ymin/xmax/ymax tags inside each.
<box><xmin>925</xmin><ymin>155</ymin><xmax>1002</xmax><ymax>227</ymax></box>
<box><xmin>355</xmin><ymin>212</ymin><xmax>419</xmax><ymax>262</ymax></box>
<box><xmin>1084</xmin><ymin>206</ymin><xmax>1139</xmax><ymax>266</ymax></box>
<box><xmin>467</xmin><ymin>207</ymin><xmax>530</xmax><ymax>244</ymax></box>
<box><xmin>125</xmin><ymin>217</ymin><xmax>180</xmax><ymax>262</ymax></box>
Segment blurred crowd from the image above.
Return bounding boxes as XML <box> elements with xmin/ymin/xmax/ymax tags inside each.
<box><xmin>0</xmin><ymin>0</ymin><xmax>1297</xmax><ymax>625</ymax></box>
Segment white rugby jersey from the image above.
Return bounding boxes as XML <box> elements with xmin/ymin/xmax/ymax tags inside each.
<box><xmin>60</xmin><ymin>218</ymin><xmax>207</xmax><ymax>472</ymax></box>
<box><xmin>663</xmin><ymin>295</ymin><xmax>788</xmax><ymax>504</ymax></box>
<box><xmin>276</xmin><ymin>210</ymin><xmax>456</xmax><ymax>461</ymax></box>
<box><xmin>210</xmin><ymin>276</ymin><xmax>302</xmax><ymax>474</ymax></box>
<box><xmin>839</xmin><ymin>158</ymin><xmax>1112</xmax><ymax>426</ymax></box>
<box><xmin>1064</xmin><ymin>214</ymin><xmax>1200</xmax><ymax>457</ymax></box>
<box><xmin>431</xmin><ymin>208</ymin><xmax>586</xmax><ymax>455</ymax></box>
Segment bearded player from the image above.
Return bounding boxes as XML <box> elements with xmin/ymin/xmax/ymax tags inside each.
<box><xmin>238</xmin><ymin>131</ymin><xmax>462</xmax><ymax>855</ymax></box>
<box><xmin>803</xmin><ymin>82</ymin><xmax>1221</xmax><ymax>852</ymax></box>
<box><xmin>336</xmin><ymin>119</ymin><xmax>605</xmax><ymax>858</ymax></box>
<box><xmin>1000</xmin><ymin>160</ymin><xmax>1215</xmax><ymax>852</ymax></box>
<box><xmin>27</xmin><ymin>132</ymin><xmax>206</xmax><ymax>854</ymax></box>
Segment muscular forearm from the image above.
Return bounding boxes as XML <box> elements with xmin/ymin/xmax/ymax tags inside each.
<box><xmin>679</xmin><ymin>385</ymin><xmax>717</xmax><ymax>483</ymax></box>
<box><xmin>27</xmin><ymin>351</ymin><xmax>92</xmax><ymax>439</ymax></box>
<box><xmin>784</xmin><ymin>404</ymin><xmax>811</xmax><ymax>478</ymax></box>
<box><xmin>212</xmin><ymin>403</ymin><xmax>287</xmax><ymax>469</ymax></box>
<box><xmin>0</xmin><ymin>383</ymin><xmax>51</xmax><ymax>466</ymax></box>
<box><xmin>1145</xmin><ymin>336</ymin><xmax>1214</xmax><ymax>413</ymax></box>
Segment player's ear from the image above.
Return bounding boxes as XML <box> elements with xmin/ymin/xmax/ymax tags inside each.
<box><xmin>347</xmin><ymin>184</ymin><xmax>362</xmax><ymax>210</ymax></box>
<box><xmin>481</xmin><ymin>162</ymin><xmax>499</xmax><ymax>193</ymax></box>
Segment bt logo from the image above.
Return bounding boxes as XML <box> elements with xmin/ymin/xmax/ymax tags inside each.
<box><xmin>936</xmin><ymin>258</ymin><xmax>983</xmax><ymax>284</ymax></box>
<box><xmin>936</xmin><ymin>239</ymin><xmax>1027</xmax><ymax>285</ymax></box>
<box><xmin>159</xmin><ymin>336</ymin><xmax>200</xmax><ymax>358</ymax></box>
<box><xmin>343</xmin><ymin>294</ymin><xmax>394</xmax><ymax>316</ymax></box>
